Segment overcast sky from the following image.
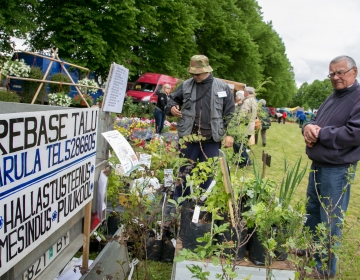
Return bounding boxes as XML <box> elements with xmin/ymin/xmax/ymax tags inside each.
<box><xmin>256</xmin><ymin>0</ymin><xmax>360</xmax><ymax>87</ymax></box>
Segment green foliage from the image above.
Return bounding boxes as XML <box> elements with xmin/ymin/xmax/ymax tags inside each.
<box><xmin>0</xmin><ymin>0</ymin><xmax>37</xmax><ymax>53</ymax></box>
<box><xmin>279</xmin><ymin>157</ymin><xmax>307</xmax><ymax>208</ymax></box>
<box><xmin>0</xmin><ymin>90</ymin><xmax>21</xmax><ymax>102</ymax></box>
<box><xmin>49</xmin><ymin>73</ymin><xmax>71</xmax><ymax>94</ymax></box>
<box><xmin>106</xmin><ymin>169</ymin><xmax>130</xmax><ymax>209</ymax></box>
<box><xmin>303</xmin><ymin>79</ymin><xmax>333</xmax><ymax>109</ymax></box>
<box><xmin>3</xmin><ymin>0</ymin><xmax>296</xmax><ymax>106</ymax></box>
<box><xmin>22</xmin><ymin>66</ymin><xmax>45</xmax><ymax>103</ymax></box>
<box><xmin>289</xmin><ymin>82</ymin><xmax>309</xmax><ymax>108</ymax></box>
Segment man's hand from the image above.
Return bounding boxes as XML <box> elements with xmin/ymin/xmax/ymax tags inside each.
<box><xmin>303</xmin><ymin>124</ymin><xmax>321</xmax><ymax>147</ymax></box>
<box><xmin>222</xmin><ymin>136</ymin><xmax>234</xmax><ymax>148</ymax></box>
<box><xmin>170</xmin><ymin>105</ymin><xmax>182</xmax><ymax>117</ymax></box>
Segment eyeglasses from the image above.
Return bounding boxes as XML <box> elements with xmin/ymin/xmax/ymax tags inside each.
<box><xmin>327</xmin><ymin>67</ymin><xmax>354</xmax><ymax>79</ymax></box>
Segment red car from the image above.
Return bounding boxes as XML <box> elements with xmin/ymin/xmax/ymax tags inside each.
<box><xmin>126</xmin><ymin>73</ymin><xmax>178</xmax><ymax>103</ymax></box>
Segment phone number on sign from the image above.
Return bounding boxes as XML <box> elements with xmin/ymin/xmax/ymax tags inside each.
<box><xmin>64</xmin><ymin>133</ymin><xmax>96</xmax><ymax>160</ymax></box>
<box><xmin>47</xmin><ymin>132</ymin><xmax>96</xmax><ymax>165</ymax></box>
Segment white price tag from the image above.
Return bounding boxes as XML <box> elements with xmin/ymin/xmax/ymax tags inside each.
<box><xmin>171</xmin><ymin>238</ymin><xmax>176</xmax><ymax>248</ymax></box>
<box><xmin>192</xmin><ymin>205</ymin><xmax>201</xmax><ymax>223</ymax></box>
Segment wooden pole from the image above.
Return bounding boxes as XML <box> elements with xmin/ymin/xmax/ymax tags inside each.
<box><xmin>219</xmin><ymin>157</ymin><xmax>236</xmax><ymax>227</ymax></box>
<box><xmin>17</xmin><ymin>50</ymin><xmax>90</xmax><ymax>71</ymax></box>
<box><xmin>82</xmin><ymin>201</ymin><xmax>92</xmax><ymax>269</ymax></box>
<box><xmin>262</xmin><ymin>151</ymin><xmax>267</xmax><ymax>179</ymax></box>
<box><xmin>7</xmin><ymin>76</ymin><xmax>103</xmax><ymax>91</ymax></box>
<box><xmin>31</xmin><ymin>48</ymin><xmax>57</xmax><ymax>104</ymax></box>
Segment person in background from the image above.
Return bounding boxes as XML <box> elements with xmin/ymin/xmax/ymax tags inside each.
<box><xmin>233</xmin><ymin>86</ymin><xmax>257</xmax><ymax>167</ymax></box>
<box><xmin>302</xmin><ymin>55</ymin><xmax>360</xmax><ymax>278</ymax></box>
<box><xmin>235</xmin><ymin>90</ymin><xmax>244</xmax><ymax>107</ymax></box>
<box><xmin>154</xmin><ymin>83</ymin><xmax>171</xmax><ymax>134</ymax></box>
<box><xmin>282</xmin><ymin>110</ymin><xmax>287</xmax><ymax>124</ymax></box>
<box><xmin>166</xmin><ymin>54</ymin><xmax>235</xmax><ymax>200</ymax></box>
<box><xmin>255</xmin><ymin>99</ymin><xmax>271</xmax><ymax>147</ymax></box>
<box><xmin>276</xmin><ymin>111</ymin><xmax>283</xmax><ymax>123</ymax></box>
<box><xmin>298</xmin><ymin>111</ymin><xmax>307</xmax><ymax>128</ymax></box>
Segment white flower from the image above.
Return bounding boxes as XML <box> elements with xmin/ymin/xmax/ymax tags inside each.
<box><xmin>0</xmin><ymin>59</ymin><xmax>31</xmax><ymax>77</ymax></box>
<box><xmin>48</xmin><ymin>92</ymin><xmax>72</xmax><ymax>107</ymax></box>
<box><xmin>78</xmin><ymin>78</ymin><xmax>99</xmax><ymax>94</ymax></box>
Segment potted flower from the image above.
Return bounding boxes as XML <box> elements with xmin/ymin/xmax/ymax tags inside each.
<box><xmin>0</xmin><ymin>58</ymin><xmax>31</xmax><ymax>77</ymax></box>
<box><xmin>78</xmin><ymin>78</ymin><xmax>99</xmax><ymax>94</ymax></box>
<box><xmin>96</xmin><ymin>95</ymin><xmax>104</xmax><ymax>107</ymax></box>
<box><xmin>48</xmin><ymin>92</ymin><xmax>72</xmax><ymax>107</ymax></box>
<box><xmin>72</xmin><ymin>93</ymin><xmax>94</xmax><ymax>107</ymax></box>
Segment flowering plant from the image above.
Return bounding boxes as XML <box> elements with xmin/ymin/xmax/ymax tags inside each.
<box><xmin>48</xmin><ymin>92</ymin><xmax>72</xmax><ymax>107</ymax></box>
<box><xmin>1</xmin><ymin>59</ymin><xmax>31</xmax><ymax>77</ymax></box>
<box><xmin>78</xmin><ymin>78</ymin><xmax>99</xmax><ymax>94</ymax></box>
<box><xmin>96</xmin><ymin>95</ymin><xmax>104</xmax><ymax>102</ymax></box>
<box><xmin>72</xmin><ymin>93</ymin><xmax>94</xmax><ymax>107</ymax></box>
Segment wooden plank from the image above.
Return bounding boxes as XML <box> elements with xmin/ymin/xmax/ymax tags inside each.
<box><xmin>174</xmin><ymin>238</ymin><xmax>295</xmax><ymax>271</ymax></box>
<box><xmin>82</xmin><ymin>201</ymin><xmax>92</xmax><ymax>269</ymax></box>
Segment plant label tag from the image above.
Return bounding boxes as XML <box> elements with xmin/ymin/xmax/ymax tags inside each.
<box><xmin>192</xmin><ymin>205</ymin><xmax>201</xmax><ymax>223</ymax></box>
<box><xmin>164</xmin><ymin>169</ymin><xmax>173</xmax><ymax>188</ymax></box>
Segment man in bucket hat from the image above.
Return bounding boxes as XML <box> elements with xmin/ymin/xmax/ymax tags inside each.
<box><xmin>166</xmin><ymin>54</ymin><xmax>235</xmax><ymax>200</ymax></box>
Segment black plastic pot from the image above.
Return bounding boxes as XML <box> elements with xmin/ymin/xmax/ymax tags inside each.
<box><xmin>216</xmin><ymin>219</ymin><xmax>247</xmax><ymax>260</ymax></box>
<box><xmin>146</xmin><ymin>234</ymin><xmax>162</xmax><ymax>261</ymax></box>
<box><xmin>107</xmin><ymin>215</ymin><xmax>121</xmax><ymax>235</ymax></box>
<box><xmin>181</xmin><ymin>201</ymin><xmax>212</xmax><ymax>252</ymax></box>
<box><xmin>161</xmin><ymin>230</ymin><xmax>176</xmax><ymax>262</ymax></box>
<box><xmin>248</xmin><ymin>230</ymin><xmax>270</xmax><ymax>266</ymax></box>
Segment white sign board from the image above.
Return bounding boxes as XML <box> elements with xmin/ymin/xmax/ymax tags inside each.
<box><xmin>101</xmin><ymin>130</ymin><xmax>139</xmax><ymax>174</ymax></box>
<box><xmin>103</xmin><ymin>63</ymin><xmax>129</xmax><ymax>113</ymax></box>
<box><xmin>0</xmin><ymin>108</ymin><xmax>98</xmax><ymax>276</ymax></box>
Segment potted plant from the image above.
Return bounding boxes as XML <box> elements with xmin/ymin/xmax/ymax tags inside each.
<box><xmin>49</xmin><ymin>73</ymin><xmax>72</xmax><ymax>94</ymax></box>
<box><xmin>78</xmin><ymin>78</ymin><xmax>99</xmax><ymax>94</ymax></box>
<box><xmin>0</xmin><ymin>58</ymin><xmax>31</xmax><ymax>77</ymax></box>
<box><xmin>72</xmin><ymin>93</ymin><xmax>94</xmax><ymax>107</ymax></box>
<box><xmin>96</xmin><ymin>95</ymin><xmax>104</xmax><ymax>107</ymax></box>
<box><xmin>48</xmin><ymin>92</ymin><xmax>72</xmax><ymax>107</ymax></box>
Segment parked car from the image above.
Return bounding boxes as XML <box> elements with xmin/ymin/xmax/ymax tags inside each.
<box><xmin>126</xmin><ymin>73</ymin><xmax>178</xmax><ymax>103</ymax></box>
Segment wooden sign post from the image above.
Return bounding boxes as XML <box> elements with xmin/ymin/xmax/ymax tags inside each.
<box><xmin>262</xmin><ymin>150</ymin><xmax>271</xmax><ymax>178</ymax></box>
<box><xmin>218</xmin><ymin>150</ymin><xmax>235</xmax><ymax>227</ymax></box>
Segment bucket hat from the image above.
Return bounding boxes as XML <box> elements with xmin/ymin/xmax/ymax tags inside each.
<box><xmin>187</xmin><ymin>55</ymin><xmax>213</xmax><ymax>74</ymax></box>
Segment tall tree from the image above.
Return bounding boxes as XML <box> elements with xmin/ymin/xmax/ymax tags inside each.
<box><xmin>0</xmin><ymin>0</ymin><xmax>37</xmax><ymax>53</ymax></box>
<box><xmin>28</xmin><ymin>0</ymin><xmax>139</xmax><ymax>77</ymax></box>
<box><xmin>303</xmin><ymin>79</ymin><xmax>333</xmax><ymax>109</ymax></box>
<box><xmin>130</xmin><ymin>0</ymin><xmax>200</xmax><ymax>80</ymax></box>
<box><xmin>289</xmin><ymin>82</ymin><xmax>309</xmax><ymax>108</ymax></box>
<box><xmin>191</xmin><ymin>0</ymin><xmax>263</xmax><ymax>85</ymax></box>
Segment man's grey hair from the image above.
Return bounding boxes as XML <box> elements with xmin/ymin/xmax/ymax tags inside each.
<box><xmin>244</xmin><ymin>86</ymin><xmax>255</xmax><ymax>95</ymax></box>
<box><xmin>258</xmin><ymin>99</ymin><xmax>266</xmax><ymax>106</ymax></box>
<box><xmin>235</xmin><ymin>90</ymin><xmax>244</xmax><ymax>100</ymax></box>
<box><xmin>331</xmin><ymin>55</ymin><xmax>356</xmax><ymax>69</ymax></box>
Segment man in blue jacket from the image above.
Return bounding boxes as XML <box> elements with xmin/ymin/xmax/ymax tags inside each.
<box><xmin>303</xmin><ymin>55</ymin><xmax>359</xmax><ymax>278</ymax></box>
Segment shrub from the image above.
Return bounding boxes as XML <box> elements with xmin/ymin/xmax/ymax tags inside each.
<box><xmin>22</xmin><ymin>66</ymin><xmax>45</xmax><ymax>103</ymax></box>
<box><xmin>49</xmin><ymin>73</ymin><xmax>71</xmax><ymax>94</ymax></box>
<box><xmin>0</xmin><ymin>90</ymin><xmax>21</xmax><ymax>102</ymax></box>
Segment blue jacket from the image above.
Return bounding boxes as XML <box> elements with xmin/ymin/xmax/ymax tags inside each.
<box><xmin>305</xmin><ymin>80</ymin><xmax>360</xmax><ymax>167</ymax></box>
